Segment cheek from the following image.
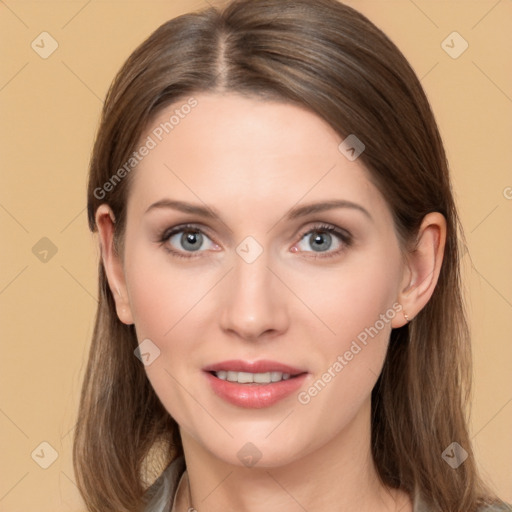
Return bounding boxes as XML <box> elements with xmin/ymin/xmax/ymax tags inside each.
<box><xmin>294</xmin><ymin>247</ymin><xmax>402</xmax><ymax>346</ymax></box>
<box><xmin>127</xmin><ymin>269</ymin><xmax>174</xmax><ymax>339</ymax></box>
<box><xmin>123</xmin><ymin>246</ymin><xmax>203</xmax><ymax>426</ymax></box>
<box><xmin>123</xmin><ymin>241</ymin><xmax>199</xmax><ymax>339</ymax></box>
<box><xmin>293</xmin><ymin>248</ymin><xmax>401</xmax><ymax>406</ymax></box>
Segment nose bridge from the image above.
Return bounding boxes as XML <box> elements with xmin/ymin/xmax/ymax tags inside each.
<box><xmin>219</xmin><ymin>242</ymin><xmax>288</xmax><ymax>339</ymax></box>
<box><xmin>233</xmin><ymin>249</ymin><xmax>272</xmax><ymax>300</ymax></box>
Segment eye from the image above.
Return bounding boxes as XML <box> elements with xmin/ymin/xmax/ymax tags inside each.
<box><xmin>293</xmin><ymin>223</ymin><xmax>352</xmax><ymax>258</ymax></box>
<box><xmin>159</xmin><ymin>224</ymin><xmax>219</xmax><ymax>258</ymax></box>
<box><xmin>158</xmin><ymin>222</ymin><xmax>352</xmax><ymax>260</ymax></box>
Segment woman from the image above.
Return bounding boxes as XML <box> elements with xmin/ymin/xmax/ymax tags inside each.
<box><xmin>73</xmin><ymin>0</ymin><xmax>510</xmax><ymax>511</ymax></box>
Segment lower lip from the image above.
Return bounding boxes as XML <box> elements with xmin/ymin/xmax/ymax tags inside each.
<box><xmin>204</xmin><ymin>371</ymin><xmax>308</xmax><ymax>409</ymax></box>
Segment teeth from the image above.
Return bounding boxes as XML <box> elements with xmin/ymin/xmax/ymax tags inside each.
<box><xmin>271</xmin><ymin>371</ymin><xmax>285</xmax><ymax>382</ymax></box>
<box><xmin>214</xmin><ymin>371</ymin><xmax>291</xmax><ymax>384</ymax></box>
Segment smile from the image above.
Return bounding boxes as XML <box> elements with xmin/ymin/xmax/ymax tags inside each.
<box><xmin>212</xmin><ymin>370</ymin><xmax>293</xmax><ymax>384</ymax></box>
<box><xmin>203</xmin><ymin>361</ymin><xmax>307</xmax><ymax>408</ymax></box>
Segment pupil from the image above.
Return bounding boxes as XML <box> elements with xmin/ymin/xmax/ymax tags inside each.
<box><xmin>182</xmin><ymin>231</ymin><xmax>201</xmax><ymax>251</ymax></box>
<box><xmin>312</xmin><ymin>232</ymin><xmax>331</xmax><ymax>251</ymax></box>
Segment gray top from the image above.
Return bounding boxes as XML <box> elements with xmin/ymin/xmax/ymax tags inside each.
<box><xmin>143</xmin><ymin>455</ymin><xmax>510</xmax><ymax>512</ymax></box>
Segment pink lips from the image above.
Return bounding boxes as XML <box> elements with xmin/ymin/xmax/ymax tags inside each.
<box><xmin>203</xmin><ymin>359</ymin><xmax>306</xmax><ymax>375</ymax></box>
<box><xmin>203</xmin><ymin>359</ymin><xmax>308</xmax><ymax>409</ymax></box>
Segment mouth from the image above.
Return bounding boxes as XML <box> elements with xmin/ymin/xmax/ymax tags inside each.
<box><xmin>207</xmin><ymin>370</ymin><xmax>305</xmax><ymax>384</ymax></box>
<box><xmin>202</xmin><ymin>360</ymin><xmax>308</xmax><ymax>408</ymax></box>
<box><xmin>203</xmin><ymin>359</ymin><xmax>307</xmax><ymax>382</ymax></box>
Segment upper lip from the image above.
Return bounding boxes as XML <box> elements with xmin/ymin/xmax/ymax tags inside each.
<box><xmin>203</xmin><ymin>359</ymin><xmax>307</xmax><ymax>375</ymax></box>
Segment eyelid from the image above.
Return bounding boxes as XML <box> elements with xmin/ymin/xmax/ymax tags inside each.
<box><xmin>296</xmin><ymin>222</ymin><xmax>351</xmax><ymax>242</ymax></box>
<box><xmin>160</xmin><ymin>222</ymin><xmax>215</xmax><ymax>241</ymax></box>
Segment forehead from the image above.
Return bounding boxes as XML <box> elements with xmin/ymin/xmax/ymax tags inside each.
<box><xmin>127</xmin><ymin>92</ymin><xmax>388</xmax><ymax>222</ymax></box>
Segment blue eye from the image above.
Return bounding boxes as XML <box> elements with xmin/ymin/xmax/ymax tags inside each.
<box><xmin>295</xmin><ymin>224</ymin><xmax>352</xmax><ymax>258</ymax></box>
<box><xmin>158</xmin><ymin>223</ymin><xmax>352</xmax><ymax>260</ymax></box>
<box><xmin>159</xmin><ymin>224</ymin><xmax>218</xmax><ymax>258</ymax></box>
<box><xmin>170</xmin><ymin>230</ymin><xmax>203</xmax><ymax>252</ymax></box>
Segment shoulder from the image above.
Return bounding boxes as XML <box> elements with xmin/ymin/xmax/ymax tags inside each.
<box><xmin>413</xmin><ymin>489</ymin><xmax>511</xmax><ymax>512</ymax></box>
<box><xmin>143</xmin><ymin>455</ymin><xmax>186</xmax><ymax>512</ymax></box>
<box><xmin>477</xmin><ymin>505</ymin><xmax>512</xmax><ymax>511</ymax></box>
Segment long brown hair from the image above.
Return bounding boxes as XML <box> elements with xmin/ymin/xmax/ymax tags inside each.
<box><xmin>74</xmin><ymin>0</ymin><xmax>505</xmax><ymax>510</ymax></box>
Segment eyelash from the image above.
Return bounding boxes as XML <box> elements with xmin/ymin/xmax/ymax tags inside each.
<box><xmin>157</xmin><ymin>223</ymin><xmax>353</xmax><ymax>260</ymax></box>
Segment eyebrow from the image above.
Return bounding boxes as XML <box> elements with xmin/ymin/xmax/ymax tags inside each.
<box><xmin>144</xmin><ymin>198</ymin><xmax>372</xmax><ymax>223</ymax></box>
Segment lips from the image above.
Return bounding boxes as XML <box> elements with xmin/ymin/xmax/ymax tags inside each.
<box><xmin>202</xmin><ymin>359</ymin><xmax>306</xmax><ymax>375</ymax></box>
<box><xmin>203</xmin><ymin>359</ymin><xmax>309</xmax><ymax>408</ymax></box>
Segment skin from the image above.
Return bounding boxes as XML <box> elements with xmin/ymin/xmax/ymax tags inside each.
<box><xmin>96</xmin><ymin>92</ymin><xmax>446</xmax><ymax>512</ymax></box>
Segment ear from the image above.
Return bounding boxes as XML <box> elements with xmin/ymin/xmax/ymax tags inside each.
<box><xmin>391</xmin><ymin>212</ymin><xmax>447</xmax><ymax>328</ymax></box>
<box><xmin>95</xmin><ymin>204</ymin><xmax>134</xmax><ymax>325</ymax></box>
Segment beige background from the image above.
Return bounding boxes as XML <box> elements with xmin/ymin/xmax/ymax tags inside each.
<box><xmin>1</xmin><ymin>0</ymin><xmax>511</xmax><ymax>510</ymax></box>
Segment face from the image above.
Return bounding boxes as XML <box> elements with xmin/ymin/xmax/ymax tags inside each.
<box><xmin>115</xmin><ymin>92</ymin><xmax>408</xmax><ymax>467</ymax></box>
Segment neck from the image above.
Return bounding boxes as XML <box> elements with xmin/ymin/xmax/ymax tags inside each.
<box><xmin>175</xmin><ymin>399</ymin><xmax>412</xmax><ymax>512</ymax></box>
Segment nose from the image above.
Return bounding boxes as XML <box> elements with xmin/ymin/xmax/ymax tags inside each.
<box><xmin>218</xmin><ymin>250</ymin><xmax>289</xmax><ymax>341</ymax></box>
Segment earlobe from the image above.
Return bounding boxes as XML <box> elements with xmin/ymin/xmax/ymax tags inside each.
<box><xmin>391</xmin><ymin>212</ymin><xmax>447</xmax><ymax>328</ymax></box>
<box><xmin>95</xmin><ymin>204</ymin><xmax>134</xmax><ymax>325</ymax></box>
